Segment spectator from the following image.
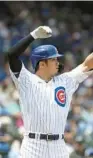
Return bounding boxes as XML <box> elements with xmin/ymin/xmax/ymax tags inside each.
<box><xmin>70</xmin><ymin>136</ymin><xmax>86</xmax><ymax>158</ymax></box>
<box><xmin>85</xmin><ymin>148</ymin><xmax>93</xmax><ymax>158</ymax></box>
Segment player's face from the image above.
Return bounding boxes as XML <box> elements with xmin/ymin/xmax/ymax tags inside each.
<box><xmin>46</xmin><ymin>58</ymin><xmax>59</xmax><ymax>76</ymax></box>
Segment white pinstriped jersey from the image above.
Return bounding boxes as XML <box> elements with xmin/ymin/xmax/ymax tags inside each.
<box><xmin>9</xmin><ymin>63</ymin><xmax>93</xmax><ymax>135</ymax></box>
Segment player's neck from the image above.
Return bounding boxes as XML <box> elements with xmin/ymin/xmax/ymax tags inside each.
<box><xmin>36</xmin><ymin>70</ymin><xmax>52</xmax><ymax>82</ymax></box>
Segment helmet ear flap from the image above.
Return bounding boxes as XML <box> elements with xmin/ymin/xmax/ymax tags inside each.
<box><xmin>34</xmin><ymin>61</ymin><xmax>41</xmax><ymax>72</ymax></box>
<box><xmin>31</xmin><ymin>55</ymin><xmax>42</xmax><ymax>69</ymax></box>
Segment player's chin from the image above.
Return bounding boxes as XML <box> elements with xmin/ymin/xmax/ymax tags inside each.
<box><xmin>56</xmin><ymin>68</ymin><xmax>59</xmax><ymax>72</ymax></box>
<box><xmin>51</xmin><ymin>68</ymin><xmax>59</xmax><ymax>76</ymax></box>
<box><xmin>51</xmin><ymin>71</ymin><xmax>57</xmax><ymax>77</ymax></box>
<box><xmin>54</xmin><ymin>69</ymin><xmax>59</xmax><ymax>75</ymax></box>
<box><xmin>55</xmin><ymin>68</ymin><xmax>60</xmax><ymax>75</ymax></box>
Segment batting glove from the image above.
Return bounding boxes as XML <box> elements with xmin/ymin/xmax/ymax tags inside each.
<box><xmin>30</xmin><ymin>26</ymin><xmax>52</xmax><ymax>39</ymax></box>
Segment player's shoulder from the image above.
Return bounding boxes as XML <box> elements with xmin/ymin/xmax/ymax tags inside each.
<box><xmin>17</xmin><ymin>63</ymin><xmax>33</xmax><ymax>79</ymax></box>
<box><xmin>9</xmin><ymin>62</ymin><xmax>35</xmax><ymax>83</ymax></box>
<box><xmin>54</xmin><ymin>72</ymin><xmax>70</xmax><ymax>82</ymax></box>
<box><xmin>19</xmin><ymin>63</ymin><xmax>43</xmax><ymax>83</ymax></box>
<box><xmin>53</xmin><ymin>72</ymin><xmax>73</xmax><ymax>87</ymax></box>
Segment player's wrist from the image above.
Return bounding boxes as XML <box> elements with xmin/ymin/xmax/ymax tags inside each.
<box><xmin>30</xmin><ymin>31</ymin><xmax>38</xmax><ymax>39</ymax></box>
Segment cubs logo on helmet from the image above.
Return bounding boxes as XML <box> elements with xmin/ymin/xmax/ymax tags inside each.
<box><xmin>55</xmin><ymin>86</ymin><xmax>66</xmax><ymax>107</ymax></box>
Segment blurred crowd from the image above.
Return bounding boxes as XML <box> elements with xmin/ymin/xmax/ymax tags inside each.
<box><xmin>0</xmin><ymin>1</ymin><xmax>93</xmax><ymax>158</ymax></box>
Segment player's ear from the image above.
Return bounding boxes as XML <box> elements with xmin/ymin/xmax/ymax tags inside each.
<box><xmin>39</xmin><ymin>61</ymin><xmax>45</xmax><ymax>69</ymax></box>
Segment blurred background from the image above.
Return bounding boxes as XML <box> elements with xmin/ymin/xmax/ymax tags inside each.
<box><xmin>0</xmin><ymin>1</ymin><xmax>93</xmax><ymax>158</ymax></box>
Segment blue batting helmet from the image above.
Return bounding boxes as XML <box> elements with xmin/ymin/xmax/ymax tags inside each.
<box><xmin>30</xmin><ymin>45</ymin><xmax>63</xmax><ymax>69</ymax></box>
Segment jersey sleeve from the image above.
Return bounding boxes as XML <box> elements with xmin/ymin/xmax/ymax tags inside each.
<box><xmin>65</xmin><ymin>65</ymin><xmax>93</xmax><ymax>92</ymax></box>
<box><xmin>9</xmin><ymin>62</ymin><xmax>33</xmax><ymax>89</ymax></box>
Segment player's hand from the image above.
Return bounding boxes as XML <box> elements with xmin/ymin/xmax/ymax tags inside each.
<box><xmin>30</xmin><ymin>26</ymin><xmax>52</xmax><ymax>39</ymax></box>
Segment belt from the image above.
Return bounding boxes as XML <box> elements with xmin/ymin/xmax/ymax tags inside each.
<box><xmin>28</xmin><ymin>133</ymin><xmax>64</xmax><ymax>141</ymax></box>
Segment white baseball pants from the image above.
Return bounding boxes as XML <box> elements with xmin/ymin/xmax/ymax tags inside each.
<box><xmin>20</xmin><ymin>136</ymin><xmax>69</xmax><ymax>158</ymax></box>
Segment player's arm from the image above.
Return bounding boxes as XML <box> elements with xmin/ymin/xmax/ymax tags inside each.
<box><xmin>81</xmin><ymin>52</ymin><xmax>93</xmax><ymax>72</ymax></box>
<box><xmin>7</xmin><ymin>34</ymin><xmax>34</xmax><ymax>74</ymax></box>
<box><xmin>6</xmin><ymin>26</ymin><xmax>52</xmax><ymax>76</ymax></box>
<box><xmin>67</xmin><ymin>52</ymin><xmax>93</xmax><ymax>84</ymax></box>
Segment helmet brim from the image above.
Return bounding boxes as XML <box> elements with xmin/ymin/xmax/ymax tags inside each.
<box><xmin>43</xmin><ymin>53</ymin><xmax>64</xmax><ymax>59</ymax></box>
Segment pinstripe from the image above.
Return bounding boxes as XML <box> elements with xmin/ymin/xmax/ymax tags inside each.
<box><xmin>55</xmin><ymin>140</ymin><xmax>57</xmax><ymax>158</ymax></box>
<box><xmin>42</xmin><ymin>84</ymin><xmax>46</xmax><ymax>132</ymax></box>
<box><xmin>62</xmin><ymin>142</ymin><xmax>65</xmax><ymax>157</ymax></box>
<box><xmin>38</xmin><ymin>140</ymin><xmax>41</xmax><ymax>158</ymax></box>
<box><xmin>34</xmin><ymin>84</ymin><xmax>38</xmax><ymax>132</ymax></box>
<box><xmin>48</xmin><ymin>84</ymin><xmax>51</xmax><ymax>132</ymax></box>
<box><xmin>29</xmin><ymin>82</ymin><xmax>33</xmax><ymax>131</ymax></box>
<box><xmin>38</xmin><ymin>84</ymin><xmax>44</xmax><ymax>132</ymax></box>
<box><xmin>38</xmin><ymin>83</ymin><xmax>42</xmax><ymax>133</ymax></box>
<box><xmin>38</xmin><ymin>83</ymin><xmax>44</xmax><ymax>132</ymax></box>
<box><xmin>34</xmin><ymin>139</ymin><xmax>38</xmax><ymax>158</ymax></box>
<box><xmin>42</xmin><ymin>84</ymin><xmax>45</xmax><ymax>132</ymax></box>
<box><xmin>47</xmin><ymin>141</ymin><xmax>49</xmax><ymax>158</ymax></box>
<box><xmin>44</xmin><ymin>141</ymin><xmax>47</xmax><ymax>158</ymax></box>
<box><xmin>44</xmin><ymin>142</ymin><xmax>46</xmax><ymax>158</ymax></box>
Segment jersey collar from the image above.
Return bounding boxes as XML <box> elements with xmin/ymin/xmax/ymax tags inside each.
<box><xmin>34</xmin><ymin>74</ymin><xmax>53</xmax><ymax>84</ymax></box>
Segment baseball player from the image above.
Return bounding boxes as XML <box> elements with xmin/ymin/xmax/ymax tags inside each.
<box><xmin>7</xmin><ymin>26</ymin><xmax>93</xmax><ymax>158</ymax></box>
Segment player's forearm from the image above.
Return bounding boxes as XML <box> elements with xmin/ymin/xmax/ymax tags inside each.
<box><xmin>6</xmin><ymin>26</ymin><xmax>52</xmax><ymax>59</ymax></box>
<box><xmin>83</xmin><ymin>53</ymin><xmax>93</xmax><ymax>71</ymax></box>
<box><xmin>7</xmin><ymin>34</ymin><xmax>34</xmax><ymax>58</ymax></box>
<box><xmin>6</xmin><ymin>26</ymin><xmax>52</xmax><ymax>74</ymax></box>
